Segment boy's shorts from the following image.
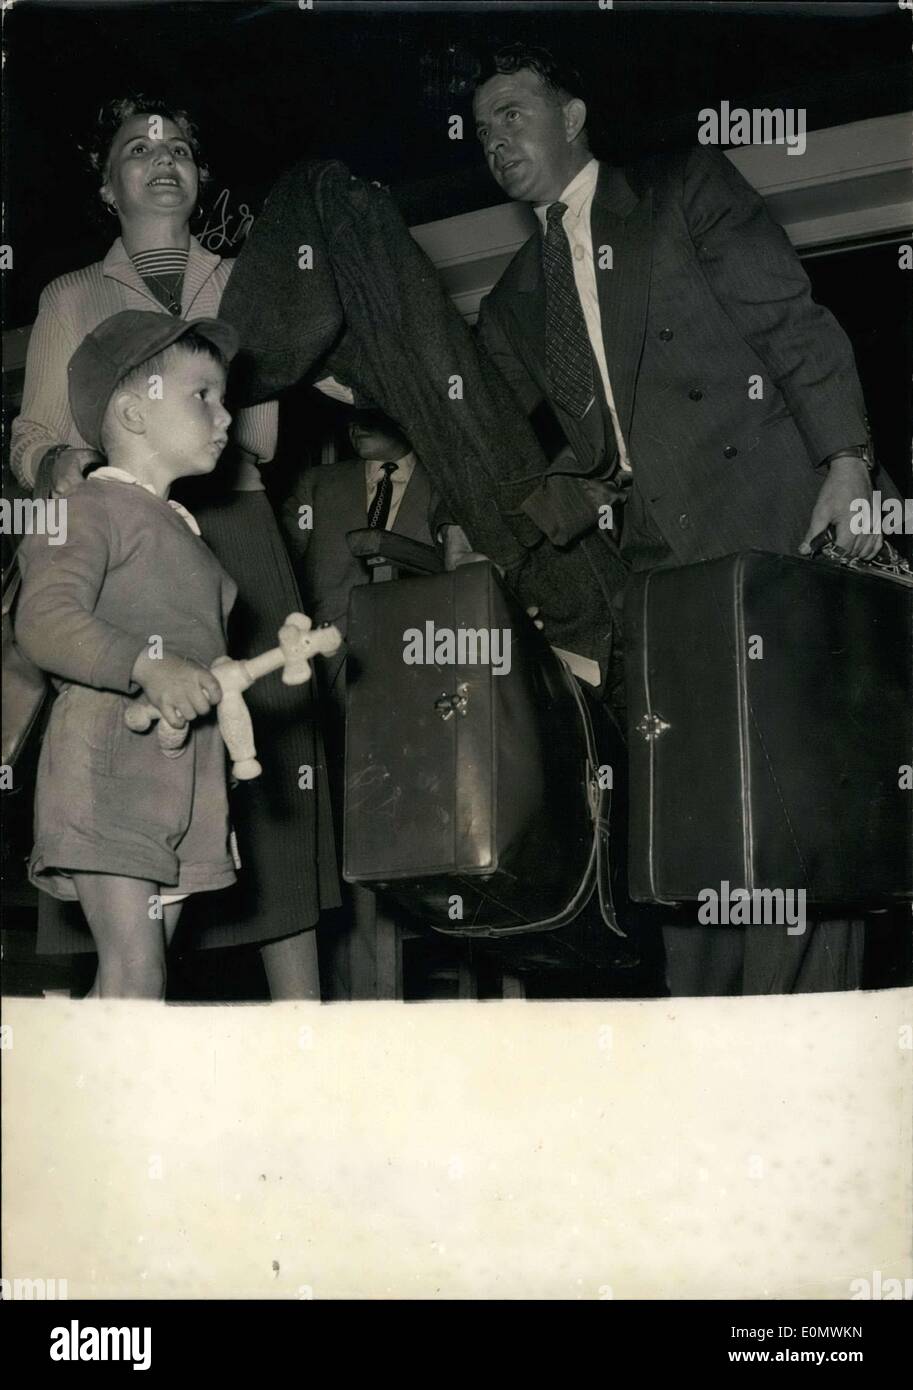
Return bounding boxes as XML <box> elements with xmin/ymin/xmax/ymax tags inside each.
<box><xmin>29</xmin><ymin>684</ymin><xmax>237</xmax><ymax>901</ymax></box>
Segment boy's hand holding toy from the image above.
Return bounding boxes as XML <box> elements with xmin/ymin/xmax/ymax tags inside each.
<box><xmin>125</xmin><ymin>613</ymin><xmax>342</xmax><ymax>779</ymax></box>
<box><xmin>130</xmin><ymin>650</ymin><xmax>223</xmax><ymax>734</ymax></box>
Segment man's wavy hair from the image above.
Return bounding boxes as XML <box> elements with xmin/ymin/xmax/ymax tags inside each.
<box><xmin>83</xmin><ymin>94</ymin><xmax>210</xmax><ymax>197</ymax></box>
<box><xmin>479</xmin><ymin>43</ymin><xmax>588</xmax><ymax>109</ymax></box>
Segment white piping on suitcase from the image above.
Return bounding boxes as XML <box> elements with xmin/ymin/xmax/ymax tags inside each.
<box><xmin>635</xmin><ymin>572</ymin><xmax>679</xmax><ymax>907</ymax></box>
<box><xmin>638</xmin><ymin>574</ymin><xmax>676</xmax><ymax>905</ymax></box>
<box><xmin>735</xmin><ymin>559</ymin><xmax>823</xmax><ymax>895</ymax></box>
<box><xmin>733</xmin><ymin>556</ymin><xmax>756</xmax><ymax>891</ymax></box>
<box><xmin>642</xmin><ymin>571</ymin><xmax>658</xmax><ymax>901</ymax></box>
<box><xmin>730</xmin><ymin>555</ymin><xmax>811</xmax><ymax>895</ymax></box>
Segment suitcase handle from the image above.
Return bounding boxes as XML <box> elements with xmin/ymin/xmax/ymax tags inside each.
<box><xmin>807</xmin><ymin>526</ymin><xmax>913</xmax><ymax>586</ymax></box>
<box><xmin>346</xmin><ymin>528</ymin><xmax>443</xmax><ymax>577</ymax></box>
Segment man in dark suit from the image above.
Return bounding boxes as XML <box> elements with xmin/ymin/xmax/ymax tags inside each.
<box><xmin>472</xmin><ymin>44</ymin><xmax>883</xmax><ymax>996</ymax></box>
<box><xmin>284</xmin><ymin>409</ymin><xmax>440</xmax><ymax>709</ymax></box>
<box><xmin>283</xmin><ymin>409</ymin><xmax>441</xmax><ymax>998</ymax></box>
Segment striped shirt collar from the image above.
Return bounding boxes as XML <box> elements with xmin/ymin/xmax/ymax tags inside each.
<box><xmin>130</xmin><ymin>246</ymin><xmax>190</xmax><ymax>276</ymax></box>
<box><xmin>103</xmin><ymin>236</ymin><xmax>221</xmax><ymax>315</ymax></box>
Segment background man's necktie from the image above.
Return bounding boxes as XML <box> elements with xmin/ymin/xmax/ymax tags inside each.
<box><xmin>543</xmin><ymin>201</ymin><xmax>595</xmax><ymax>419</ymax></box>
<box><xmin>367</xmin><ymin>460</ymin><xmax>398</xmax><ymax>529</ymax></box>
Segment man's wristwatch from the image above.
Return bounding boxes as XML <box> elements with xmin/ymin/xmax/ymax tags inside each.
<box><xmin>822</xmin><ymin>444</ymin><xmax>875</xmax><ymax>474</ymax></box>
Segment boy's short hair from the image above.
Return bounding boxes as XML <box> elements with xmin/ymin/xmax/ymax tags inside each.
<box><xmin>68</xmin><ymin>310</ymin><xmax>237</xmax><ymax>451</ymax></box>
<box><xmin>113</xmin><ymin>329</ymin><xmax>229</xmax><ymax>396</ymax></box>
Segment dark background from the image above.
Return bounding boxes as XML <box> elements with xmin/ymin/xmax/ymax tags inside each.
<box><xmin>1</xmin><ymin>1</ymin><xmax>910</xmax><ymax>996</ymax></box>
<box><xmin>2</xmin><ymin>0</ymin><xmax>910</xmax><ymax>327</ymax></box>
<box><xmin>3</xmin><ymin>1</ymin><xmax>911</xmax><ymax>492</ymax></box>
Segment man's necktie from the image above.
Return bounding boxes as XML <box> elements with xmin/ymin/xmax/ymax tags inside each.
<box><xmin>543</xmin><ymin>201</ymin><xmax>595</xmax><ymax>419</ymax></box>
<box><xmin>367</xmin><ymin>461</ymin><xmax>398</xmax><ymax>529</ymax></box>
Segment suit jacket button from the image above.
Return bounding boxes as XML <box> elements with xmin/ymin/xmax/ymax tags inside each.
<box><xmin>688</xmin><ymin>388</ymin><xmax>703</xmax><ymax>401</ymax></box>
<box><xmin>723</xmin><ymin>444</ymin><xmax>738</xmax><ymax>459</ymax></box>
<box><xmin>659</xmin><ymin>327</ymin><xmax>674</xmax><ymax>341</ymax></box>
<box><xmin>678</xmin><ymin>512</ymin><xmax>690</xmax><ymax>528</ymax></box>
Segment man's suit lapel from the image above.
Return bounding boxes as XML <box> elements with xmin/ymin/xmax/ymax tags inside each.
<box><xmin>338</xmin><ymin>457</ymin><xmax>432</xmax><ymax>540</ymax></box>
<box><xmin>512</xmin><ymin>233</ymin><xmax>547</xmax><ymax>356</ymax></box>
<box><xmin>340</xmin><ymin>458</ymin><xmax>370</xmax><ymax>535</ymax></box>
<box><xmin>392</xmin><ymin>462</ymin><xmax>431</xmax><ymax>542</ymax></box>
<box><xmin>591</xmin><ymin>163</ymin><xmax>654</xmax><ymax>440</ymax></box>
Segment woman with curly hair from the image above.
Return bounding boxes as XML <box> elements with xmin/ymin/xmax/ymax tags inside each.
<box><xmin>11</xmin><ymin>95</ymin><xmax>340</xmax><ymax>998</ymax></box>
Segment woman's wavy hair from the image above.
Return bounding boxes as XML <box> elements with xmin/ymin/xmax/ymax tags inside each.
<box><xmin>82</xmin><ymin>94</ymin><xmax>210</xmax><ymax>215</ymax></box>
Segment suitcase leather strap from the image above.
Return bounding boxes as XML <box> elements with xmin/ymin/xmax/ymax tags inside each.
<box><xmin>473</xmin><ymin>664</ymin><xmax>626</xmax><ymax>939</ymax></box>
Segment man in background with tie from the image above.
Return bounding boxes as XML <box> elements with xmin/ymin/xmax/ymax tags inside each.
<box><xmin>472</xmin><ymin>43</ymin><xmax>883</xmax><ymax>997</ymax></box>
<box><xmin>282</xmin><ymin>408</ymin><xmax>441</xmax><ymax>998</ymax></box>
<box><xmin>284</xmin><ymin>409</ymin><xmax>441</xmax><ymax>691</ymax></box>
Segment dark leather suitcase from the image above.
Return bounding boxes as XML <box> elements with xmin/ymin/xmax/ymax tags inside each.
<box><xmin>624</xmin><ymin>550</ymin><xmax>913</xmax><ymax>904</ymax></box>
<box><xmin>344</xmin><ymin>560</ymin><xmax>623</xmax><ymax>938</ymax></box>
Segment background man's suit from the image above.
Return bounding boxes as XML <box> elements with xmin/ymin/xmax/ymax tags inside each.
<box><xmin>284</xmin><ymin>455</ymin><xmax>438</xmax><ymax>705</ymax></box>
<box><xmin>283</xmin><ymin>454</ymin><xmax>440</xmax><ymax>998</ymax></box>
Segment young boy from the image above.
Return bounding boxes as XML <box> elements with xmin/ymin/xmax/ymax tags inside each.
<box><xmin>16</xmin><ymin>309</ymin><xmax>240</xmax><ymax>999</ymax></box>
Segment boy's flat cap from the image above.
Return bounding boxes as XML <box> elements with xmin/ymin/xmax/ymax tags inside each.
<box><xmin>68</xmin><ymin>310</ymin><xmax>239</xmax><ymax>450</ymax></box>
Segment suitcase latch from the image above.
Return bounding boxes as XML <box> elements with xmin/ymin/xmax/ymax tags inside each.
<box><xmin>434</xmin><ymin>683</ymin><xmax>470</xmax><ymax>721</ymax></box>
<box><xmin>636</xmin><ymin>712</ymin><xmax>671</xmax><ymax>742</ymax></box>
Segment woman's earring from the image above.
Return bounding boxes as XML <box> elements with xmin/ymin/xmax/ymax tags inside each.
<box><xmin>105</xmin><ymin>200</ymin><xmax>118</xmax><ymax>216</ymax></box>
